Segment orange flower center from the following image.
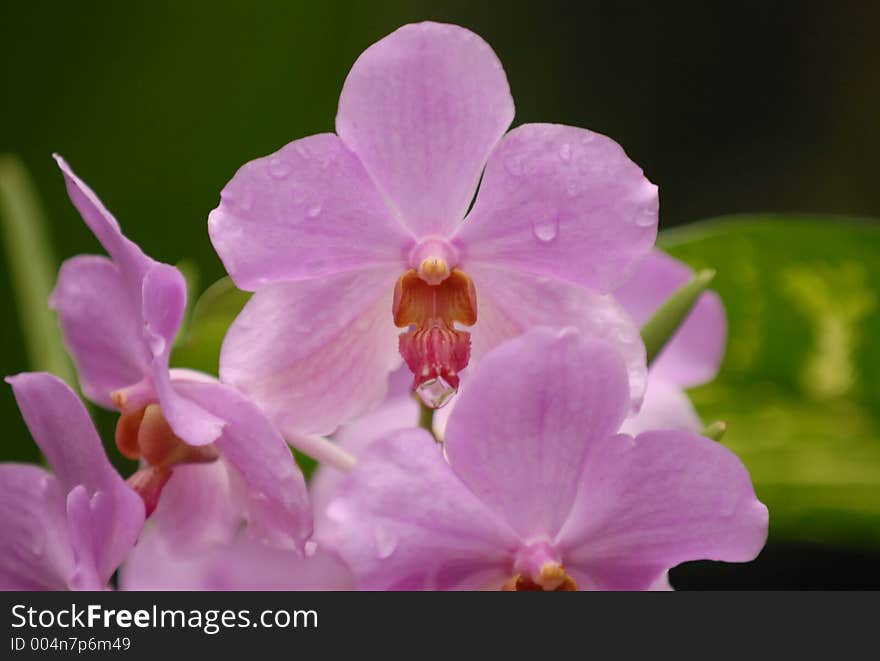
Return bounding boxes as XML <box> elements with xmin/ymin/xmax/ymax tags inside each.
<box><xmin>116</xmin><ymin>404</ymin><xmax>219</xmax><ymax>515</ymax></box>
<box><xmin>393</xmin><ymin>258</ymin><xmax>477</xmax><ymax>408</ymax></box>
<box><xmin>501</xmin><ymin>563</ymin><xmax>578</xmax><ymax>591</ymax></box>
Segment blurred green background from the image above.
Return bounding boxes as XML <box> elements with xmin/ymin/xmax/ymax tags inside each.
<box><xmin>2</xmin><ymin>1</ymin><xmax>879</xmax><ymax>588</ymax></box>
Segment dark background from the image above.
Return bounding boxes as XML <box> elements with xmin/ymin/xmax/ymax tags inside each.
<box><xmin>2</xmin><ymin>1</ymin><xmax>879</xmax><ymax>588</ymax></box>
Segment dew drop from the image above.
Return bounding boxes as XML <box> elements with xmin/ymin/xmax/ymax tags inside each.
<box><xmin>565</xmin><ymin>180</ymin><xmax>580</xmax><ymax>197</ymax></box>
<box><xmin>306</xmin><ymin>202</ymin><xmax>323</xmax><ymax>218</ymax></box>
<box><xmin>635</xmin><ymin>210</ymin><xmax>655</xmax><ymax>227</ymax></box>
<box><xmin>304</xmin><ymin>540</ymin><xmax>318</xmax><ymax>557</ymax></box>
<box><xmin>374</xmin><ymin>527</ymin><xmax>398</xmax><ymax>559</ymax></box>
<box><xmin>30</xmin><ymin>534</ymin><xmax>45</xmax><ymax>557</ymax></box>
<box><xmin>416</xmin><ymin>377</ymin><xmax>456</xmax><ymax>409</ymax></box>
<box><xmin>325</xmin><ymin>499</ymin><xmax>348</xmax><ymax>523</ymax></box>
<box><xmin>268</xmin><ymin>157</ymin><xmax>291</xmax><ymax>179</ymax></box>
<box><xmin>531</xmin><ymin>216</ymin><xmax>559</xmax><ymax>243</ymax></box>
<box><xmin>558</xmin><ymin>143</ymin><xmax>571</xmax><ymax>161</ymax></box>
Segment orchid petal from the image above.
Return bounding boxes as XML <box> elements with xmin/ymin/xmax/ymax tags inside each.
<box><xmin>445</xmin><ymin>328</ymin><xmax>630</xmax><ymax>541</ymax></box>
<box><xmin>337</xmin><ymin>22</ymin><xmax>514</xmax><ymax>237</ymax></box>
<box><xmin>50</xmin><ymin>256</ymin><xmax>151</xmax><ymax>408</ymax></box>
<box><xmin>456</xmin><ymin>123</ymin><xmax>657</xmax><ymax>293</ymax></box>
<box><xmin>312</xmin><ymin>393</ymin><xmax>418</xmax><ymax>523</ymax></box>
<box><xmin>53</xmin><ymin>155</ymin><xmax>152</xmax><ymax>295</ymax></box>
<box><xmin>122</xmin><ymin>535</ymin><xmax>353</xmax><ymax>591</ymax></box>
<box><xmin>208</xmin><ymin>133</ymin><xmax>411</xmax><ymax>290</ymax></box>
<box><xmin>219</xmin><ymin>267</ymin><xmax>401</xmax><ymax>437</ymax></box>
<box><xmin>467</xmin><ymin>265</ymin><xmax>647</xmax><ymax>410</ymax></box>
<box><xmin>6</xmin><ymin>372</ymin><xmax>144</xmax><ymax>585</ymax></box>
<box><xmin>619</xmin><ymin>379</ymin><xmax>702</xmax><ymax>437</ymax></box>
<box><xmin>170</xmin><ymin>373</ymin><xmax>312</xmax><ymax>547</ymax></box>
<box><xmin>615</xmin><ymin>250</ymin><xmax>726</xmax><ymax>387</ymax></box>
<box><xmin>121</xmin><ymin>461</ymin><xmax>349</xmax><ymax>590</ymax></box>
<box><xmin>558</xmin><ymin>430</ymin><xmax>769</xmax><ymax>590</ymax></box>
<box><xmin>319</xmin><ymin>429</ymin><xmax>517</xmax><ymax>590</ymax></box>
<box><xmin>0</xmin><ymin>465</ymin><xmax>73</xmax><ymax>590</ymax></box>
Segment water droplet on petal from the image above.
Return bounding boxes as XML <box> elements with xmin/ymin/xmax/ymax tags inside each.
<box><xmin>30</xmin><ymin>534</ymin><xmax>45</xmax><ymax>557</ymax></box>
<box><xmin>558</xmin><ymin>143</ymin><xmax>571</xmax><ymax>161</ymax></box>
<box><xmin>374</xmin><ymin>527</ymin><xmax>397</xmax><ymax>559</ymax></box>
<box><xmin>325</xmin><ymin>499</ymin><xmax>349</xmax><ymax>524</ymax></box>
<box><xmin>306</xmin><ymin>202</ymin><xmax>323</xmax><ymax>218</ymax></box>
<box><xmin>565</xmin><ymin>180</ymin><xmax>580</xmax><ymax>197</ymax></box>
<box><xmin>416</xmin><ymin>377</ymin><xmax>456</xmax><ymax>409</ymax></box>
<box><xmin>635</xmin><ymin>210</ymin><xmax>655</xmax><ymax>227</ymax></box>
<box><xmin>304</xmin><ymin>540</ymin><xmax>318</xmax><ymax>557</ymax></box>
<box><xmin>532</xmin><ymin>216</ymin><xmax>559</xmax><ymax>243</ymax></box>
<box><xmin>268</xmin><ymin>157</ymin><xmax>291</xmax><ymax>179</ymax></box>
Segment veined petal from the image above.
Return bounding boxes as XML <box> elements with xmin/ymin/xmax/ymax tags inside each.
<box><xmin>614</xmin><ymin>249</ymin><xmax>726</xmax><ymax>387</ymax></box>
<box><xmin>319</xmin><ymin>429</ymin><xmax>517</xmax><ymax>590</ymax></box>
<box><xmin>455</xmin><ymin>123</ymin><xmax>657</xmax><ymax>293</ymax></box>
<box><xmin>337</xmin><ymin>22</ymin><xmax>514</xmax><ymax>237</ymax></box>
<box><xmin>558</xmin><ymin>430</ymin><xmax>769</xmax><ymax>590</ymax></box>
<box><xmin>445</xmin><ymin>328</ymin><xmax>631</xmax><ymax>542</ymax></box>
<box><xmin>170</xmin><ymin>373</ymin><xmax>312</xmax><ymax>548</ymax></box>
<box><xmin>219</xmin><ymin>267</ymin><xmax>402</xmax><ymax>437</ymax></box>
<box><xmin>53</xmin><ymin>155</ymin><xmax>153</xmax><ymax>295</ymax></box>
<box><xmin>467</xmin><ymin>265</ymin><xmax>647</xmax><ymax>411</ymax></box>
<box><xmin>0</xmin><ymin>465</ymin><xmax>73</xmax><ymax>590</ymax></box>
<box><xmin>6</xmin><ymin>373</ymin><xmax>145</xmax><ymax>585</ymax></box>
<box><xmin>50</xmin><ymin>256</ymin><xmax>151</xmax><ymax>408</ymax></box>
<box><xmin>141</xmin><ymin>263</ymin><xmax>187</xmax><ymax>359</ymax></box>
<box><xmin>619</xmin><ymin>379</ymin><xmax>702</xmax><ymax>437</ymax></box>
<box><xmin>208</xmin><ymin>133</ymin><xmax>412</xmax><ymax>291</ymax></box>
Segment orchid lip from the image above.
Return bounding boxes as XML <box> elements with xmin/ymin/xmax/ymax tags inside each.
<box><xmin>393</xmin><ymin>267</ymin><xmax>476</xmax><ymax>407</ymax></box>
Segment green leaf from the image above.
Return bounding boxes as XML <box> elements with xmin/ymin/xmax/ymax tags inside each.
<box><xmin>172</xmin><ymin>276</ymin><xmax>251</xmax><ymax>375</ymax></box>
<box><xmin>0</xmin><ymin>154</ymin><xmax>75</xmax><ymax>386</ymax></box>
<box><xmin>660</xmin><ymin>214</ymin><xmax>880</xmax><ymax>547</ymax></box>
<box><xmin>641</xmin><ymin>268</ymin><xmax>715</xmax><ymax>366</ymax></box>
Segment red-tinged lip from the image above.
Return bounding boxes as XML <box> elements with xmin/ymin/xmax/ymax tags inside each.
<box><xmin>392</xmin><ymin>263</ymin><xmax>477</xmax><ymax>408</ymax></box>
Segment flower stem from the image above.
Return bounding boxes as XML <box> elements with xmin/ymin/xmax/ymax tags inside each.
<box><xmin>285</xmin><ymin>432</ymin><xmax>356</xmax><ymax>472</ymax></box>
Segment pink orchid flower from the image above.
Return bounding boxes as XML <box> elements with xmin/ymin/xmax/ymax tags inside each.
<box><xmin>208</xmin><ymin>21</ymin><xmax>657</xmax><ymax>440</ymax></box>
<box><xmin>317</xmin><ymin>328</ymin><xmax>768</xmax><ymax>590</ymax></box>
<box><xmin>0</xmin><ymin>373</ymin><xmax>144</xmax><ymax>590</ymax></box>
<box><xmin>50</xmin><ymin>156</ymin><xmax>310</xmax><ymax>548</ymax></box>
